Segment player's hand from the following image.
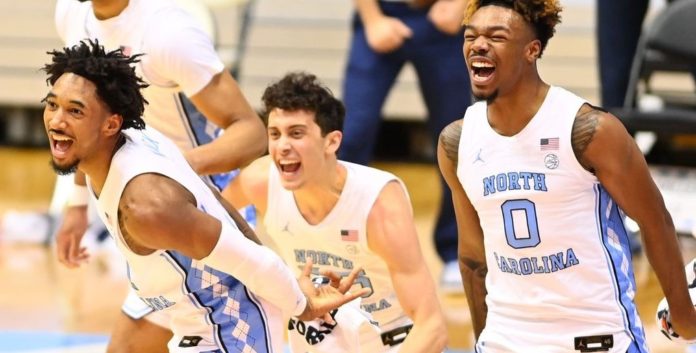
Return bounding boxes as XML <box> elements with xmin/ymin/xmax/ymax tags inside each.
<box><xmin>670</xmin><ymin>306</ymin><xmax>696</xmax><ymax>342</ymax></box>
<box><xmin>364</xmin><ymin>16</ymin><xmax>413</xmax><ymax>53</ymax></box>
<box><xmin>428</xmin><ymin>0</ymin><xmax>466</xmax><ymax>35</ymax></box>
<box><xmin>55</xmin><ymin>205</ymin><xmax>90</xmax><ymax>268</ymax></box>
<box><xmin>296</xmin><ymin>259</ymin><xmax>369</xmax><ymax>322</ymax></box>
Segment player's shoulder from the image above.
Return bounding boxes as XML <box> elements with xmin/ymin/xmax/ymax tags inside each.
<box><xmin>441</xmin><ymin>118</ymin><xmax>463</xmax><ymax>139</ymax></box>
<box><xmin>121</xmin><ymin>173</ymin><xmax>192</xmax><ymax>217</ymax></box>
<box><xmin>341</xmin><ymin>160</ymin><xmax>399</xmax><ymax>186</ymax></box>
<box><xmin>573</xmin><ymin>103</ymin><xmax>626</xmax><ymax>138</ymax></box>
<box><xmin>438</xmin><ymin>118</ymin><xmax>464</xmax><ymax>167</ymax></box>
<box><xmin>239</xmin><ymin>155</ymin><xmax>272</xmax><ymax>191</ymax></box>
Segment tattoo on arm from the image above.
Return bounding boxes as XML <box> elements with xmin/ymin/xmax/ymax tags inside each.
<box><xmin>572</xmin><ymin>105</ymin><xmax>601</xmax><ymax>172</ymax></box>
<box><xmin>439</xmin><ymin>120</ymin><xmax>463</xmax><ymax>166</ymax></box>
<box><xmin>460</xmin><ymin>256</ymin><xmax>488</xmax><ymax>339</ymax></box>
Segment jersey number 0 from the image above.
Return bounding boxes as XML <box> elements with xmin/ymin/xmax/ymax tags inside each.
<box><xmin>501</xmin><ymin>199</ymin><xmax>540</xmax><ymax>249</ymax></box>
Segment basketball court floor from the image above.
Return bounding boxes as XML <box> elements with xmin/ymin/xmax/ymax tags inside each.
<box><xmin>1</xmin><ymin>147</ymin><xmax>695</xmax><ymax>352</ymax></box>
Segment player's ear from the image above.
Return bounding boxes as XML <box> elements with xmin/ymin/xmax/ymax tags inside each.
<box><xmin>103</xmin><ymin>113</ymin><xmax>123</xmax><ymax>137</ymax></box>
<box><xmin>525</xmin><ymin>39</ymin><xmax>542</xmax><ymax>63</ymax></box>
<box><xmin>325</xmin><ymin>130</ymin><xmax>342</xmax><ymax>155</ymax></box>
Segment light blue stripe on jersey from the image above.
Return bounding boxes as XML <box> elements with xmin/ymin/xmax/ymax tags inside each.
<box><xmin>179</xmin><ymin>93</ymin><xmax>217</xmax><ymax>147</ymax></box>
<box><xmin>177</xmin><ymin>94</ymin><xmax>259</xmax><ymax>228</ymax></box>
<box><xmin>164</xmin><ymin>250</ymin><xmax>272</xmax><ymax>353</ymax></box>
<box><xmin>595</xmin><ymin>185</ymin><xmax>649</xmax><ymax>353</ymax></box>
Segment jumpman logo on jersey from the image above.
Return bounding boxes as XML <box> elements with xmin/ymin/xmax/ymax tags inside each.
<box><xmin>282</xmin><ymin>221</ymin><xmax>294</xmax><ymax>236</ymax></box>
<box><xmin>473</xmin><ymin>148</ymin><xmax>485</xmax><ymax>164</ymax></box>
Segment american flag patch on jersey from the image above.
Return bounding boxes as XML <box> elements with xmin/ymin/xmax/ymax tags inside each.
<box><xmin>540</xmin><ymin>137</ymin><xmax>559</xmax><ymax>151</ymax></box>
<box><xmin>340</xmin><ymin>229</ymin><xmax>358</xmax><ymax>242</ymax></box>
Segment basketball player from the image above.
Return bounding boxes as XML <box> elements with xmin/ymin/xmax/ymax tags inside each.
<box><xmin>42</xmin><ymin>40</ymin><xmax>366</xmax><ymax>353</ymax></box>
<box><xmin>53</xmin><ymin>0</ymin><xmax>264</xmax><ymax>265</ymax></box>
<box><xmin>437</xmin><ymin>1</ymin><xmax>696</xmax><ymax>352</ymax></box>
<box><xmin>221</xmin><ymin>72</ymin><xmax>447</xmax><ymax>352</ymax></box>
<box><xmin>52</xmin><ymin>0</ymin><xmax>264</xmax><ymax>351</ymax></box>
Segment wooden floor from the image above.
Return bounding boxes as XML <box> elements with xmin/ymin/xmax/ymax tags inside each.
<box><xmin>0</xmin><ymin>147</ymin><xmax>694</xmax><ymax>352</ymax></box>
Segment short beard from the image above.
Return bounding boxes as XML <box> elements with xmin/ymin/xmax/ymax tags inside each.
<box><xmin>473</xmin><ymin>89</ymin><xmax>499</xmax><ymax>104</ymax></box>
<box><xmin>50</xmin><ymin>159</ymin><xmax>78</xmax><ymax>175</ymax></box>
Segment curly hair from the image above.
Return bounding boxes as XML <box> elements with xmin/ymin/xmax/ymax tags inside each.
<box><xmin>463</xmin><ymin>0</ymin><xmax>562</xmax><ymax>57</ymax></box>
<box><xmin>261</xmin><ymin>72</ymin><xmax>344</xmax><ymax>136</ymax></box>
<box><xmin>43</xmin><ymin>39</ymin><xmax>148</xmax><ymax>130</ymax></box>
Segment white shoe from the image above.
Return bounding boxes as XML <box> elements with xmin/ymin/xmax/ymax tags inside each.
<box><xmin>440</xmin><ymin>261</ymin><xmax>464</xmax><ymax>294</ymax></box>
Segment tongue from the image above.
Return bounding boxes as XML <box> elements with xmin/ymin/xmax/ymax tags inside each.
<box><xmin>478</xmin><ymin>67</ymin><xmax>495</xmax><ymax>77</ymax></box>
<box><xmin>55</xmin><ymin>140</ymin><xmax>72</xmax><ymax>152</ymax></box>
<box><xmin>282</xmin><ymin>163</ymin><xmax>300</xmax><ymax>173</ymax></box>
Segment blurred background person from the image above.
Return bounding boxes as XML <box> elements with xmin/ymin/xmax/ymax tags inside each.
<box><xmin>340</xmin><ymin>0</ymin><xmax>471</xmax><ymax>292</ymax></box>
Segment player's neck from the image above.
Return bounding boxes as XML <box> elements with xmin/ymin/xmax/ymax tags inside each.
<box><xmin>91</xmin><ymin>0</ymin><xmax>129</xmax><ymax>20</ymax></box>
<box><xmin>293</xmin><ymin>161</ymin><xmax>346</xmax><ymax>225</ymax></box>
<box><xmin>487</xmin><ymin>76</ymin><xmax>549</xmax><ymax>137</ymax></box>
<box><xmin>80</xmin><ymin>134</ymin><xmax>125</xmax><ymax>198</ymax></box>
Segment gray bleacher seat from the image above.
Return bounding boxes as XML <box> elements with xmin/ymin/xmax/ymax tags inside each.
<box><xmin>613</xmin><ymin>0</ymin><xmax>696</xmax><ymax>135</ymax></box>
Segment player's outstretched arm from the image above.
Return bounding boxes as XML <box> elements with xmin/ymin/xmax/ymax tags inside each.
<box><xmin>118</xmin><ymin>173</ymin><xmax>363</xmax><ymax>320</ymax></box>
<box><xmin>574</xmin><ymin>104</ymin><xmax>696</xmax><ymax>340</ymax></box>
<box><xmin>55</xmin><ymin>170</ymin><xmax>90</xmax><ymax>268</ymax></box>
<box><xmin>367</xmin><ymin>180</ymin><xmax>447</xmax><ymax>352</ymax></box>
<box><xmin>437</xmin><ymin>119</ymin><xmax>488</xmax><ymax>339</ymax></box>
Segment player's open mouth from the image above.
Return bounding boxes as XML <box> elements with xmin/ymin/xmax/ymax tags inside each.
<box><xmin>49</xmin><ymin>131</ymin><xmax>74</xmax><ymax>158</ymax></box>
<box><xmin>279</xmin><ymin>160</ymin><xmax>301</xmax><ymax>174</ymax></box>
<box><xmin>471</xmin><ymin>60</ymin><xmax>496</xmax><ymax>83</ymax></box>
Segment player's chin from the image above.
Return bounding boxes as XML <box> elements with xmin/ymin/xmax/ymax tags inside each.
<box><xmin>50</xmin><ymin>158</ymin><xmax>79</xmax><ymax>176</ymax></box>
<box><xmin>472</xmin><ymin>88</ymin><xmax>499</xmax><ymax>103</ymax></box>
<box><xmin>280</xmin><ymin>179</ymin><xmax>302</xmax><ymax>191</ymax></box>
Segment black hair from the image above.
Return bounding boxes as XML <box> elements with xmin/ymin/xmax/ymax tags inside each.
<box><xmin>261</xmin><ymin>72</ymin><xmax>344</xmax><ymax>135</ymax></box>
<box><xmin>464</xmin><ymin>0</ymin><xmax>562</xmax><ymax>57</ymax></box>
<box><xmin>43</xmin><ymin>39</ymin><xmax>148</xmax><ymax>130</ymax></box>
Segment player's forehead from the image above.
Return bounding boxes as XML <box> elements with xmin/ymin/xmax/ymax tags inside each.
<box><xmin>466</xmin><ymin>5</ymin><xmax>527</xmax><ymax>33</ymax></box>
<box><xmin>50</xmin><ymin>73</ymin><xmax>99</xmax><ymax>102</ymax></box>
<box><xmin>267</xmin><ymin>109</ymin><xmax>318</xmax><ymax>129</ymax></box>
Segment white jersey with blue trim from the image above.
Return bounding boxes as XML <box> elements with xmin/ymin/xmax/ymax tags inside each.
<box><xmin>264</xmin><ymin>161</ymin><xmax>413</xmax><ymax>351</ymax></box>
<box><xmin>55</xmin><ymin>0</ymin><xmax>224</xmax><ymax>154</ymax></box>
<box><xmin>91</xmin><ymin>127</ymin><xmax>282</xmax><ymax>353</ymax></box>
<box><xmin>457</xmin><ymin>87</ymin><xmax>648</xmax><ymax>353</ymax></box>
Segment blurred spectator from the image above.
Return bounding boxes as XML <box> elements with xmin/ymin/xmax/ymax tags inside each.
<box><xmin>340</xmin><ymin>0</ymin><xmax>471</xmax><ymax>292</ymax></box>
<box><xmin>596</xmin><ymin>0</ymin><xmax>688</xmax><ymax>109</ymax></box>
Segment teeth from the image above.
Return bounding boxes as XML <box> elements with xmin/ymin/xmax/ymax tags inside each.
<box><xmin>279</xmin><ymin>161</ymin><xmax>298</xmax><ymax>165</ymax></box>
<box><xmin>472</xmin><ymin>62</ymin><xmax>494</xmax><ymax>68</ymax></box>
<box><xmin>52</xmin><ymin>135</ymin><xmax>72</xmax><ymax>141</ymax></box>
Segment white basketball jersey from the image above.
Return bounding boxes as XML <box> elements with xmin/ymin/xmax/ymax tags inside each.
<box><xmin>55</xmin><ymin>0</ymin><xmax>224</xmax><ymax>153</ymax></box>
<box><xmin>91</xmin><ymin>127</ymin><xmax>283</xmax><ymax>353</ymax></box>
<box><xmin>457</xmin><ymin>87</ymin><xmax>648</xmax><ymax>353</ymax></box>
<box><xmin>264</xmin><ymin>162</ymin><xmax>413</xmax><ymax>340</ymax></box>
